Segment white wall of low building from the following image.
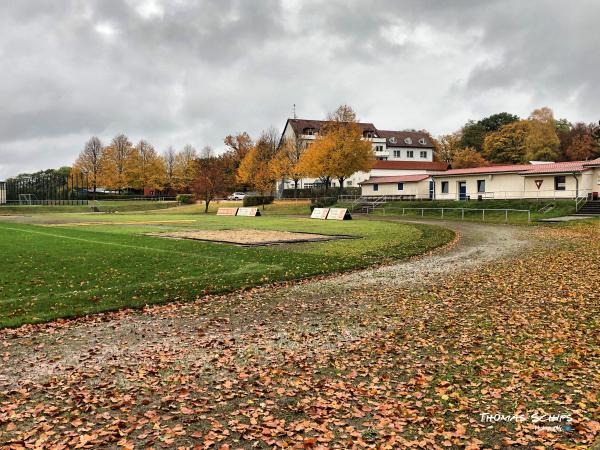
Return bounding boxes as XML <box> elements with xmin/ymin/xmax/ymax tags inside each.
<box><xmin>361</xmin><ymin>179</ymin><xmax>431</xmax><ymax>197</ymax></box>
<box><xmin>433</xmin><ymin>172</ymin><xmax>590</xmax><ymax>200</ymax></box>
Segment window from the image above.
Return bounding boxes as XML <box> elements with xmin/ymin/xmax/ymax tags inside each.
<box><xmin>420</xmin><ymin>151</ymin><xmax>427</xmax><ymax>158</ymax></box>
<box><xmin>404</xmin><ymin>137</ymin><xmax>412</xmax><ymax>145</ymax></box>
<box><xmin>393</xmin><ymin>150</ymin><xmax>401</xmax><ymax>158</ymax></box>
<box><xmin>375</xmin><ymin>145</ymin><xmax>384</xmax><ymax>152</ymax></box>
<box><xmin>373</xmin><ymin>184</ymin><xmax>379</xmax><ymax>192</ymax></box>
<box><xmin>477</xmin><ymin>179</ymin><xmax>486</xmax><ymax>193</ymax></box>
<box><xmin>377</xmin><ymin>156</ymin><xmax>388</xmax><ymax>160</ymax></box>
<box><xmin>418</xmin><ymin>138</ymin><xmax>427</xmax><ymax>145</ymax></box>
<box><xmin>441</xmin><ymin>181</ymin><xmax>449</xmax><ymax>194</ymax></box>
<box><xmin>397</xmin><ymin>182</ymin><xmax>404</xmax><ymax>191</ymax></box>
<box><xmin>407</xmin><ymin>150</ymin><xmax>414</xmax><ymax>158</ymax></box>
<box><xmin>364</xmin><ymin>131</ymin><xmax>375</xmax><ymax>138</ymax></box>
<box><xmin>303</xmin><ymin>127</ymin><xmax>315</xmax><ymax>135</ymax></box>
<box><xmin>388</xmin><ymin>136</ymin><xmax>397</xmax><ymax>144</ymax></box>
<box><xmin>555</xmin><ymin>176</ymin><xmax>566</xmax><ymax>191</ymax></box>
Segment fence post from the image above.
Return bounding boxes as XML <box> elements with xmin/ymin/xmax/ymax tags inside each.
<box><xmin>528</xmin><ymin>211</ymin><xmax>531</xmax><ymax>223</ymax></box>
<box><xmin>482</xmin><ymin>210</ymin><xmax>485</xmax><ymax>221</ymax></box>
<box><xmin>441</xmin><ymin>208</ymin><xmax>444</xmax><ymax>219</ymax></box>
<box><xmin>421</xmin><ymin>208</ymin><xmax>424</xmax><ymax>217</ymax></box>
<box><xmin>402</xmin><ymin>208</ymin><xmax>405</xmax><ymax>216</ymax></box>
<box><xmin>505</xmin><ymin>209</ymin><xmax>508</xmax><ymax>223</ymax></box>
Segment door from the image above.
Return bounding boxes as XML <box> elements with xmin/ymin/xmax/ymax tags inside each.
<box><xmin>458</xmin><ymin>181</ymin><xmax>467</xmax><ymax>200</ymax></box>
<box><xmin>429</xmin><ymin>181</ymin><xmax>434</xmax><ymax>200</ymax></box>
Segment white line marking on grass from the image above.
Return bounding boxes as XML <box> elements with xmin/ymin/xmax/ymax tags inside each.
<box><xmin>0</xmin><ymin>263</ymin><xmax>283</xmax><ymax>305</ymax></box>
<box><xmin>0</xmin><ymin>226</ymin><xmax>222</xmax><ymax>259</ymax></box>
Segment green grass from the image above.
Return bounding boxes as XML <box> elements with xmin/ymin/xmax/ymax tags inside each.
<box><xmin>340</xmin><ymin>199</ymin><xmax>577</xmax><ymax>224</ymax></box>
<box><xmin>0</xmin><ymin>214</ymin><xmax>453</xmax><ymax>328</ymax></box>
<box><xmin>0</xmin><ymin>200</ymin><xmax>179</xmax><ymax>214</ymax></box>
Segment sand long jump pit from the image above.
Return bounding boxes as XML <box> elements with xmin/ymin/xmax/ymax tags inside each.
<box><xmin>145</xmin><ymin>229</ymin><xmax>355</xmax><ymax>246</ymax></box>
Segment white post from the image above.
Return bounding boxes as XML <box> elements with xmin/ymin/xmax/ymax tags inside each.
<box><xmin>482</xmin><ymin>210</ymin><xmax>485</xmax><ymax>221</ymax></box>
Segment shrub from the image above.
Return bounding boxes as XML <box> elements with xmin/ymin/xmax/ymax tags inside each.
<box><xmin>243</xmin><ymin>195</ymin><xmax>274</xmax><ymax>207</ymax></box>
<box><xmin>176</xmin><ymin>194</ymin><xmax>194</xmax><ymax>204</ymax></box>
<box><xmin>282</xmin><ymin>187</ymin><xmax>360</xmax><ymax>199</ymax></box>
<box><xmin>309</xmin><ymin>196</ymin><xmax>337</xmax><ymax>211</ymax></box>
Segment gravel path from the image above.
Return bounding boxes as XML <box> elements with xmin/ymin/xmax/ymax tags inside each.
<box><xmin>0</xmin><ymin>221</ymin><xmax>536</xmax><ymax>387</ymax></box>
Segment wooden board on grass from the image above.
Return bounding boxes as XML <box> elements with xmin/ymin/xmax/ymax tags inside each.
<box><xmin>311</xmin><ymin>208</ymin><xmax>330</xmax><ymax>219</ymax></box>
<box><xmin>326</xmin><ymin>208</ymin><xmax>352</xmax><ymax>220</ymax></box>
<box><xmin>237</xmin><ymin>207</ymin><xmax>261</xmax><ymax>217</ymax></box>
<box><xmin>216</xmin><ymin>207</ymin><xmax>238</xmax><ymax>216</ymax></box>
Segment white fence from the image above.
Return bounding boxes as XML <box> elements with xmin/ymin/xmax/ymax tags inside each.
<box><xmin>371</xmin><ymin>207</ymin><xmax>532</xmax><ymax>223</ymax></box>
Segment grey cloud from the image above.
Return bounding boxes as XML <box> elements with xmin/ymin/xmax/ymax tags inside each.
<box><xmin>0</xmin><ymin>0</ymin><xmax>599</xmax><ymax>178</ymax></box>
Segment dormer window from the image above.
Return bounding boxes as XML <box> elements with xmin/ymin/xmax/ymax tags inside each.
<box><xmin>404</xmin><ymin>137</ymin><xmax>412</xmax><ymax>145</ymax></box>
<box><xmin>364</xmin><ymin>130</ymin><xmax>375</xmax><ymax>139</ymax></box>
<box><xmin>419</xmin><ymin>138</ymin><xmax>427</xmax><ymax>145</ymax></box>
<box><xmin>303</xmin><ymin>127</ymin><xmax>315</xmax><ymax>135</ymax></box>
<box><xmin>388</xmin><ymin>137</ymin><xmax>397</xmax><ymax>144</ymax></box>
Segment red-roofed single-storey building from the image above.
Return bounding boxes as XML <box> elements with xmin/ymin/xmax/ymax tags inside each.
<box><xmin>360</xmin><ymin>159</ymin><xmax>600</xmax><ymax>200</ymax></box>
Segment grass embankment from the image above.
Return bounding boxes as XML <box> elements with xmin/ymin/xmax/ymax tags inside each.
<box><xmin>342</xmin><ymin>199</ymin><xmax>578</xmax><ymax>224</ymax></box>
<box><xmin>0</xmin><ymin>214</ymin><xmax>453</xmax><ymax>327</ymax></box>
<box><xmin>160</xmin><ymin>199</ymin><xmax>312</xmax><ymax>216</ymax></box>
<box><xmin>0</xmin><ymin>200</ymin><xmax>179</xmax><ymax>214</ymax></box>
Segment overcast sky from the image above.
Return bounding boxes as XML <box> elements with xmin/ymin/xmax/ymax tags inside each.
<box><xmin>1</xmin><ymin>0</ymin><xmax>599</xmax><ymax>178</ymax></box>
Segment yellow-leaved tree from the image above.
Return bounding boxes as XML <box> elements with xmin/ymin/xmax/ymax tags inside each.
<box><xmin>100</xmin><ymin>134</ymin><xmax>135</xmax><ymax>193</ymax></box>
<box><xmin>237</xmin><ymin>128</ymin><xmax>278</xmax><ymax>206</ymax></box>
<box><xmin>297</xmin><ymin>105</ymin><xmax>373</xmax><ymax>188</ymax></box>
<box><xmin>130</xmin><ymin>140</ymin><xmax>166</xmax><ymax>191</ymax></box>
<box><xmin>173</xmin><ymin>144</ymin><xmax>197</xmax><ymax>192</ymax></box>
<box><xmin>269</xmin><ymin>134</ymin><xmax>305</xmax><ymax>197</ymax></box>
<box><xmin>73</xmin><ymin>136</ymin><xmax>105</xmax><ymax>196</ymax></box>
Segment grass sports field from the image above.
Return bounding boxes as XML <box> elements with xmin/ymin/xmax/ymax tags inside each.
<box><xmin>0</xmin><ymin>210</ymin><xmax>453</xmax><ymax>328</ymax></box>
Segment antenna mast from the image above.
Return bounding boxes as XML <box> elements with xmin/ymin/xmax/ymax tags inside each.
<box><xmin>292</xmin><ymin>104</ymin><xmax>297</xmax><ymax>119</ymax></box>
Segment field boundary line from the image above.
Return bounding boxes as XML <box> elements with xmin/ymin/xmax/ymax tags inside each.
<box><xmin>0</xmin><ymin>225</ymin><xmax>223</xmax><ymax>259</ymax></box>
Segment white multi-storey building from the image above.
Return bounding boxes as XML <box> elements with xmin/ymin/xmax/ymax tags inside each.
<box><xmin>278</xmin><ymin>118</ymin><xmax>445</xmax><ymax>191</ymax></box>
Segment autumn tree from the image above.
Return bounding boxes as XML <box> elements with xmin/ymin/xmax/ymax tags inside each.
<box><xmin>451</xmin><ymin>147</ymin><xmax>489</xmax><ymax>169</ymax></box>
<box><xmin>193</xmin><ymin>146</ymin><xmax>227</xmax><ymax>213</ymax></box>
<box><xmin>269</xmin><ymin>134</ymin><xmax>304</xmax><ymax>197</ymax></box>
<box><xmin>73</xmin><ymin>136</ymin><xmax>104</xmax><ymax>196</ymax></box>
<box><xmin>237</xmin><ymin>128</ymin><xmax>279</xmax><ymax>205</ymax></box>
<box><xmin>459</xmin><ymin>113</ymin><xmax>519</xmax><ymax>151</ymax></box>
<box><xmin>297</xmin><ymin>105</ymin><xmax>373</xmax><ymax>188</ymax></box>
<box><xmin>436</xmin><ymin>132</ymin><xmax>462</xmax><ymax>163</ymax></box>
<box><xmin>101</xmin><ymin>134</ymin><xmax>134</xmax><ymax>193</ymax></box>
<box><xmin>223</xmin><ymin>132</ymin><xmax>254</xmax><ymax>191</ymax></box>
<box><xmin>173</xmin><ymin>144</ymin><xmax>197</xmax><ymax>192</ymax></box>
<box><xmin>460</xmin><ymin>121</ymin><xmax>487</xmax><ymax>152</ymax></box>
<box><xmin>525</xmin><ymin>107</ymin><xmax>560</xmax><ymax>161</ymax></box>
<box><xmin>483</xmin><ymin>121</ymin><xmax>530</xmax><ymax>164</ymax></box>
<box><xmin>163</xmin><ymin>146</ymin><xmax>177</xmax><ymax>191</ymax></box>
<box><xmin>130</xmin><ymin>140</ymin><xmax>165</xmax><ymax>190</ymax></box>
<box><xmin>565</xmin><ymin>123</ymin><xmax>600</xmax><ymax>160</ymax></box>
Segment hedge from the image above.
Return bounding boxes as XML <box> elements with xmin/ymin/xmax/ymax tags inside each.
<box><xmin>176</xmin><ymin>194</ymin><xmax>195</xmax><ymax>204</ymax></box>
<box><xmin>243</xmin><ymin>196</ymin><xmax>274</xmax><ymax>207</ymax></box>
<box><xmin>282</xmin><ymin>187</ymin><xmax>361</xmax><ymax>199</ymax></box>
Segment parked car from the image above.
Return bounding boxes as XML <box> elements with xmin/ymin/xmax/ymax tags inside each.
<box><xmin>227</xmin><ymin>192</ymin><xmax>247</xmax><ymax>200</ymax></box>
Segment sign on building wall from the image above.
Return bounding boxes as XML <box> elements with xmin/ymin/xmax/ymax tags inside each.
<box><xmin>535</xmin><ymin>180</ymin><xmax>544</xmax><ymax>189</ymax></box>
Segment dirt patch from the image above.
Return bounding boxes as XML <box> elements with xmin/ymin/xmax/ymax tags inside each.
<box><xmin>145</xmin><ymin>229</ymin><xmax>354</xmax><ymax>246</ymax></box>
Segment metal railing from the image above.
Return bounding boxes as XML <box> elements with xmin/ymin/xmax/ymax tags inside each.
<box><xmin>371</xmin><ymin>207</ymin><xmax>531</xmax><ymax>223</ymax></box>
<box><xmin>435</xmin><ymin>189</ymin><xmax>591</xmax><ymax>201</ymax></box>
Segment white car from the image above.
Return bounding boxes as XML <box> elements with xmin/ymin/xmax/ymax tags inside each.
<box><xmin>227</xmin><ymin>192</ymin><xmax>246</xmax><ymax>200</ymax></box>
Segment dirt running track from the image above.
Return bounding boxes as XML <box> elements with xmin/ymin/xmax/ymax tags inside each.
<box><xmin>0</xmin><ymin>221</ymin><xmax>533</xmax><ymax>385</ymax></box>
<box><xmin>4</xmin><ymin>220</ymin><xmax>596</xmax><ymax>449</ymax></box>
